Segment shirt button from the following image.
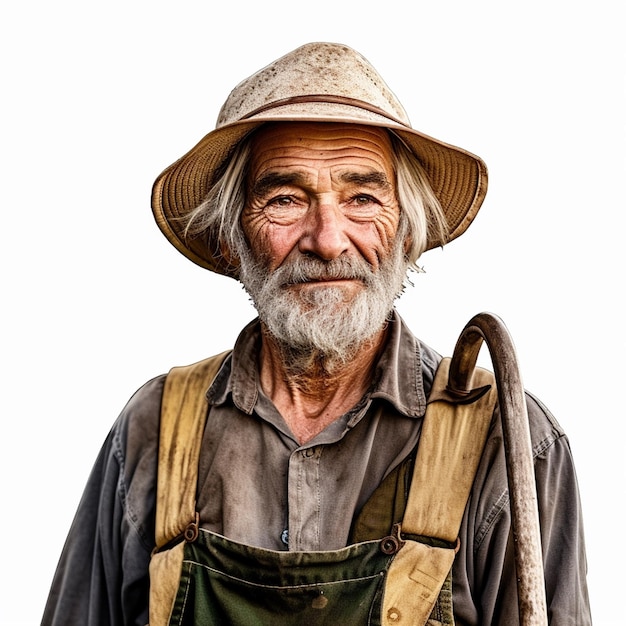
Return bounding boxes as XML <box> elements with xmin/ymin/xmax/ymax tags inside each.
<box><xmin>302</xmin><ymin>447</ymin><xmax>316</xmax><ymax>458</ymax></box>
<box><xmin>281</xmin><ymin>529</ymin><xmax>289</xmax><ymax>546</ymax></box>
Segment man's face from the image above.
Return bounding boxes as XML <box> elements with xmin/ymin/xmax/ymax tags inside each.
<box><xmin>242</xmin><ymin>122</ymin><xmax>401</xmax><ymax>294</ymax></box>
<box><xmin>238</xmin><ymin>122</ymin><xmax>408</xmax><ymax>366</ymax></box>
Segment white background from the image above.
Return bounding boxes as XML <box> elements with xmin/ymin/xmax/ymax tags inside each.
<box><xmin>2</xmin><ymin>1</ymin><xmax>623</xmax><ymax>624</ymax></box>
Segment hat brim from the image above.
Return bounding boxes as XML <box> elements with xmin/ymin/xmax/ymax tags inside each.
<box><xmin>151</xmin><ymin>106</ymin><xmax>488</xmax><ymax>276</ymax></box>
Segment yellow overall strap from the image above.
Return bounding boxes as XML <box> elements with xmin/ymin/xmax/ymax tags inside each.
<box><xmin>148</xmin><ymin>351</ymin><xmax>230</xmax><ymax>626</ymax></box>
<box><xmin>382</xmin><ymin>357</ymin><xmax>497</xmax><ymax>625</ymax></box>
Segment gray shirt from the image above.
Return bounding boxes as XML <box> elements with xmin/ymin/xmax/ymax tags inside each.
<box><xmin>42</xmin><ymin>312</ymin><xmax>591</xmax><ymax>625</ymax></box>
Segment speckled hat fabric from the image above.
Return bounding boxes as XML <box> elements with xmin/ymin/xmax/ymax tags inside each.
<box><xmin>151</xmin><ymin>42</ymin><xmax>488</xmax><ymax>275</ymax></box>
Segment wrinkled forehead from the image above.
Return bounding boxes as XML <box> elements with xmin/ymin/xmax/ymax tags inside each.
<box><xmin>247</xmin><ymin>122</ymin><xmax>396</xmax><ymax>181</ymax></box>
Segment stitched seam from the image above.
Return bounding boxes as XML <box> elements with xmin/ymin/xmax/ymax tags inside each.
<box><xmin>474</xmin><ymin>490</ymin><xmax>509</xmax><ymax>550</ymax></box>
<box><xmin>181</xmin><ymin>560</ymin><xmax>383</xmax><ymax>589</ymax></box>
<box><xmin>112</xmin><ymin>427</ymin><xmax>153</xmax><ymax>552</ymax></box>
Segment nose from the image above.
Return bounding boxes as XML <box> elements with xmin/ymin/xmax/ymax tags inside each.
<box><xmin>298</xmin><ymin>202</ymin><xmax>350</xmax><ymax>261</ymax></box>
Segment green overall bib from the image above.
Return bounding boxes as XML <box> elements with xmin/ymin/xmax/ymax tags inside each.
<box><xmin>149</xmin><ymin>354</ymin><xmax>496</xmax><ymax>626</ymax></box>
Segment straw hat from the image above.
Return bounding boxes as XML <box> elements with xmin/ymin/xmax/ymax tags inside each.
<box><xmin>151</xmin><ymin>42</ymin><xmax>488</xmax><ymax>276</ymax></box>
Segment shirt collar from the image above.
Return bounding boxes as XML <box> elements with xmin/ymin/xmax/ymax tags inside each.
<box><xmin>208</xmin><ymin>311</ymin><xmax>439</xmax><ymax>418</ymax></box>
<box><xmin>371</xmin><ymin>311</ymin><xmax>430</xmax><ymax>417</ymax></box>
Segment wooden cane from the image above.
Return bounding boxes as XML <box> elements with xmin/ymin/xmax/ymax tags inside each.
<box><xmin>447</xmin><ymin>312</ymin><xmax>548</xmax><ymax>625</ymax></box>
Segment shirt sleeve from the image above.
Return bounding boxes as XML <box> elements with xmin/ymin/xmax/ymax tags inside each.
<box><xmin>452</xmin><ymin>392</ymin><xmax>592</xmax><ymax>625</ymax></box>
<box><xmin>41</xmin><ymin>375</ymin><xmax>165</xmax><ymax>626</ymax></box>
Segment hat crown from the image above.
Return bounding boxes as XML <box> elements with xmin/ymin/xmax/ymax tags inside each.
<box><xmin>216</xmin><ymin>42</ymin><xmax>411</xmax><ymax>127</ymax></box>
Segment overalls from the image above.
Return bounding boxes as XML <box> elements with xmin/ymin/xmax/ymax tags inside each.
<box><xmin>149</xmin><ymin>354</ymin><xmax>496</xmax><ymax>626</ymax></box>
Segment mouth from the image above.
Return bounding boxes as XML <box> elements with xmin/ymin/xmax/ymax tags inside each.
<box><xmin>284</xmin><ymin>276</ymin><xmax>365</xmax><ymax>288</ymax></box>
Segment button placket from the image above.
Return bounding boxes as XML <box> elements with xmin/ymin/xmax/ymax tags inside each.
<box><xmin>288</xmin><ymin>445</ymin><xmax>323</xmax><ymax>551</ymax></box>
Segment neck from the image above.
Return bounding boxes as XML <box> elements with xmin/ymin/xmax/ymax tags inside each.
<box><xmin>258</xmin><ymin>326</ymin><xmax>387</xmax><ymax>443</ymax></box>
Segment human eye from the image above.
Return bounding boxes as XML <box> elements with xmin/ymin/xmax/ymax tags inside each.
<box><xmin>355</xmin><ymin>194</ymin><xmax>377</xmax><ymax>206</ymax></box>
<box><xmin>267</xmin><ymin>195</ymin><xmax>294</xmax><ymax>208</ymax></box>
<box><xmin>344</xmin><ymin>194</ymin><xmax>380</xmax><ymax>219</ymax></box>
<box><xmin>264</xmin><ymin>195</ymin><xmax>307</xmax><ymax>224</ymax></box>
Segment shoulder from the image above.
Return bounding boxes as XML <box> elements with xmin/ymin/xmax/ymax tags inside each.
<box><xmin>74</xmin><ymin>374</ymin><xmax>167</xmax><ymax>558</ymax></box>
<box><xmin>524</xmin><ymin>391</ymin><xmax>568</xmax><ymax>458</ymax></box>
<box><xmin>113</xmin><ymin>374</ymin><xmax>167</xmax><ymax>459</ymax></box>
<box><xmin>111</xmin><ymin>374</ymin><xmax>168</xmax><ymax>492</ymax></box>
<box><xmin>480</xmin><ymin>388</ymin><xmax>569</xmax><ymax>484</ymax></box>
<box><xmin>471</xmin><ymin>386</ymin><xmax>575</xmax><ymax>539</ymax></box>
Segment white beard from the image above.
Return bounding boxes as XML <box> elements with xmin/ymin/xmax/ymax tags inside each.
<box><xmin>237</xmin><ymin>234</ymin><xmax>409</xmax><ymax>374</ymax></box>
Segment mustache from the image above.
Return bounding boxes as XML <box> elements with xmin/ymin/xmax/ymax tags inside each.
<box><xmin>273</xmin><ymin>255</ymin><xmax>375</xmax><ymax>286</ymax></box>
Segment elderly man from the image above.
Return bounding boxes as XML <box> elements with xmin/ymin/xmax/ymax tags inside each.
<box><xmin>42</xmin><ymin>43</ymin><xmax>591</xmax><ymax>625</ymax></box>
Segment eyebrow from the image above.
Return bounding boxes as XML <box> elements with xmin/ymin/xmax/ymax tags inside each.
<box><xmin>250</xmin><ymin>169</ymin><xmax>391</xmax><ymax>198</ymax></box>
<box><xmin>339</xmin><ymin>170</ymin><xmax>391</xmax><ymax>189</ymax></box>
<box><xmin>250</xmin><ymin>172</ymin><xmax>307</xmax><ymax>199</ymax></box>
